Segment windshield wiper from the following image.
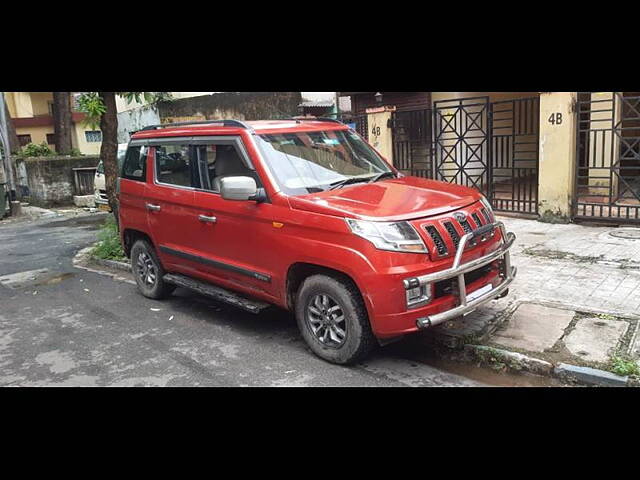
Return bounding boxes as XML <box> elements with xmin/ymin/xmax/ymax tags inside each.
<box><xmin>327</xmin><ymin>176</ymin><xmax>373</xmax><ymax>191</ymax></box>
<box><xmin>367</xmin><ymin>171</ymin><xmax>396</xmax><ymax>183</ymax></box>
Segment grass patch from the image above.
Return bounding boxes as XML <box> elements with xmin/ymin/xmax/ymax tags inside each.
<box><xmin>609</xmin><ymin>355</ymin><xmax>640</xmax><ymax>377</ymax></box>
<box><xmin>90</xmin><ymin>216</ymin><xmax>126</xmax><ymax>261</ymax></box>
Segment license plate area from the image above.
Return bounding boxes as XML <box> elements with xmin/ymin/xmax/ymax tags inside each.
<box><xmin>98</xmin><ymin>204</ymin><xmax>111</xmax><ymax>211</ymax></box>
<box><xmin>467</xmin><ymin>283</ymin><xmax>493</xmax><ymax>302</ymax></box>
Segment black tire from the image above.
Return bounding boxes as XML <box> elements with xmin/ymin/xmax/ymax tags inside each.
<box><xmin>295</xmin><ymin>274</ymin><xmax>376</xmax><ymax>365</ymax></box>
<box><xmin>130</xmin><ymin>239</ymin><xmax>175</xmax><ymax>299</ymax></box>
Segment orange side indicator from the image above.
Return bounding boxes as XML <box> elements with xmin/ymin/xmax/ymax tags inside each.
<box><xmin>272</xmin><ymin>222</ymin><xmax>284</xmax><ymax>229</ymax></box>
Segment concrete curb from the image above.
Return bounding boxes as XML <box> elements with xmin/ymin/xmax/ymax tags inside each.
<box><xmin>464</xmin><ymin>344</ymin><xmax>553</xmax><ymax>376</ymax></box>
<box><xmin>91</xmin><ymin>257</ymin><xmax>131</xmax><ymax>272</ymax></box>
<box><xmin>464</xmin><ymin>344</ymin><xmax>632</xmax><ymax>387</ymax></box>
<box><xmin>72</xmin><ymin>245</ymin><xmax>135</xmax><ymax>286</ymax></box>
<box><xmin>554</xmin><ymin>363</ymin><xmax>629</xmax><ymax>387</ymax></box>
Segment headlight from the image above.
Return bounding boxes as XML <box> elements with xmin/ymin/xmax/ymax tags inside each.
<box><xmin>480</xmin><ymin>195</ymin><xmax>495</xmax><ymax>222</ymax></box>
<box><xmin>346</xmin><ymin>219</ymin><xmax>427</xmax><ymax>253</ymax></box>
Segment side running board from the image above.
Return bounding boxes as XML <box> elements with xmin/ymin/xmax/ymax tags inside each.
<box><xmin>163</xmin><ymin>273</ymin><xmax>271</xmax><ymax>314</ymax></box>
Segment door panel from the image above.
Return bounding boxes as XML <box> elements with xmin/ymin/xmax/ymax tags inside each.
<box><xmin>190</xmin><ymin>191</ymin><xmax>278</xmax><ymax>297</ymax></box>
<box><xmin>144</xmin><ymin>146</ymin><xmax>199</xmax><ymax>272</ymax></box>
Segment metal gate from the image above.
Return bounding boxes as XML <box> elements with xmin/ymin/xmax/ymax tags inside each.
<box><xmin>388</xmin><ymin>96</ymin><xmax>540</xmax><ymax>215</ymax></box>
<box><xmin>391</xmin><ymin>109</ymin><xmax>433</xmax><ymax>178</ymax></box>
<box><xmin>433</xmin><ymin>97</ymin><xmax>491</xmax><ymax>195</ymax></box>
<box><xmin>575</xmin><ymin>92</ymin><xmax>640</xmax><ymax>223</ymax></box>
<box><xmin>489</xmin><ymin>97</ymin><xmax>539</xmax><ymax>214</ymax></box>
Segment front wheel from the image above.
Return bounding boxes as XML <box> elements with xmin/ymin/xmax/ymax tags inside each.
<box><xmin>295</xmin><ymin>274</ymin><xmax>376</xmax><ymax>365</ymax></box>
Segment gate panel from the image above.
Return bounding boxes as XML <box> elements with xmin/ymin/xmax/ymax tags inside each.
<box><xmin>433</xmin><ymin>97</ymin><xmax>490</xmax><ymax>194</ymax></box>
<box><xmin>490</xmin><ymin>97</ymin><xmax>539</xmax><ymax>214</ymax></box>
<box><xmin>391</xmin><ymin>109</ymin><xmax>433</xmax><ymax>178</ymax></box>
<box><xmin>342</xmin><ymin>113</ymin><xmax>368</xmax><ymax>141</ymax></box>
<box><xmin>575</xmin><ymin>92</ymin><xmax>640</xmax><ymax>223</ymax></box>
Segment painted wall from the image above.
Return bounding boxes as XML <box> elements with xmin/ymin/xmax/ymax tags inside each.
<box><xmin>6</xmin><ymin>92</ymin><xmax>34</xmax><ymax>118</ymax></box>
<box><xmin>16</xmin><ymin>126</ymin><xmax>52</xmax><ymax>147</ymax></box>
<box><xmin>366</xmin><ymin>108</ymin><xmax>394</xmax><ymax>163</ymax></box>
<box><xmin>16</xmin><ymin>155</ymin><xmax>100</xmax><ymax>206</ymax></box>
<box><xmin>538</xmin><ymin>92</ymin><xmax>577</xmax><ymax>218</ymax></box>
<box><xmin>157</xmin><ymin>92</ymin><xmax>302</xmax><ymax>121</ymax></box>
<box><xmin>117</xmin><ymin>105</ymin><xmax>160</xmax><ymax>143</ymax></box>
<box><xmin>72</xmin><ymin>124</ymin><xmax>102</xmax><ymax>155</ymax></box>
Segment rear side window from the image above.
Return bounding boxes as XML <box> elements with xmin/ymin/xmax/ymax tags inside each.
<box><xmin>154</xmin><ymin>144</ymin><xmax>201</xmax><ymax>189</ymax></box>
<box><xmin>122</xmin><ymin>146</ymin><xmax>148</xmax><ymax>181</ymax></box>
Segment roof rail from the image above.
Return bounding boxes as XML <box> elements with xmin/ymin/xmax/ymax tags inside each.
<box><xmin>283</xmin><ymin>116</ymin><xmax>345</xmax><ymax>125</ymax></box>
<box><xmin>139</xmin><ymin>119</ymin><xmax>253</xmax><ymax>131</ymax></box>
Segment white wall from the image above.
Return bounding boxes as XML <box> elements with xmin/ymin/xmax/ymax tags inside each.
<box><xmin>117</xmin><ymin>105</ymin><xmax>161</xmax><ymax>143</ymax></box>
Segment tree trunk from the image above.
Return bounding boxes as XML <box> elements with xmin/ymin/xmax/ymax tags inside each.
<box><xmin>3</xmin><ymin>95</ymin><xmax>19</xmax><ymax>154</ymax></box>
<box><xmin>52</xmin><ymin>92</ymin><xmax>73</xmax><ymax>154</ymax></box>
<box><xmin>99</xmin><ymin>92</ymin><xmax>119</xmax><ymax>223</ymax></box>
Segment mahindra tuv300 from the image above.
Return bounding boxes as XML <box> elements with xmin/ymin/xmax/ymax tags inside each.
<box><xmin>118</xmin><ymin>119</ymin><xmax>516</xmax><ymax>364</ymax></box>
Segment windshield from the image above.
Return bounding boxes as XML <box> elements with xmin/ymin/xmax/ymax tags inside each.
<box><xmin>256</xmin><ymin>128</ymin><xmax>394</xmax><ymax>195</ymax></box>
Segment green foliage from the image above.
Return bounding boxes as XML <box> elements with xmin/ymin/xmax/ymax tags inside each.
<box><xmin>609</xmin><ymin>355</ymin><xmax>640</xmax><ymax>377</ymax></box>
<box><xmin>76</xmin><ymin>92</ymin><xmax>107</xmax><ymax>129</ymax></box>
<box><xmin>69</xmin><ymin>147</ymin><xmax>82</xmax><ymax>156</ymax></box>
<box><xmin>91</xmin><ymin>216</ymin><xmax>126</xmax><ymax>261</ymax></box>
<box><xmin>18</xmin><ymin>142</ymin><xmax>56</xmax><ymax>157</ymax></box>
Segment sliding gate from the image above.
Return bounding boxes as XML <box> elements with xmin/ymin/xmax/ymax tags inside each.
<box><xmin>390</xmin><ymin>96</ymin><xmax>539</xmax><ymax>215</ymax></box>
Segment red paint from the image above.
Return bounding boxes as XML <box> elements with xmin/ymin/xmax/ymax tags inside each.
<box><xmin>120</xmin><ymin>120</ymin><xmax>505</xmax><ymax>339</ymax></box>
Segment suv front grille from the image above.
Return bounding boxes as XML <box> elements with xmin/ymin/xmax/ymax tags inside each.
<box><xmin>472</xmin><ymin>212</ymin><xmax>483</xmax><ymax>227</ymax></box>
<box><xmin>443</xmin><ymin>221</ymin><xmax>460</xmax><ymax>249</ymax></box>
<box><xmin>424</xmin><ymin>225</ymin><xmax>448</xmax><ymax>256</ymax></box>
<box><xmin>480</xmin><ymin>207</ymin><xmax>492</xmax><ymax>224</ymax></box>
<box><xmin>458</xmin><ymin>216</ymin><xmax>473</xmax><ymax>234</ymax></box>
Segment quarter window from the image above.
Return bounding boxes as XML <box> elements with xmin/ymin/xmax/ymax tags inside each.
<box><xmin>122</xmin><ymin>146</ymin><xmax>148</xmax><ymax>181</ymax></box>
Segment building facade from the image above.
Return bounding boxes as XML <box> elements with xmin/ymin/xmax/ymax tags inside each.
<box><xmin>339</xmin><ymin>92</ymin><xmax>640</xmax><ymax>225</ymax></box>
<box><xmin>5</xmin><ymin>92</ymin><xmax>102</xmax><ymax>155</ymax></box>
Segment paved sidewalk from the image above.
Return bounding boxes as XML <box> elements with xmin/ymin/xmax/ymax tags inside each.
<box><xmin>431</xmin><ymin>215</ymin><xmax>640</xmax><ymax>383</ymax></box>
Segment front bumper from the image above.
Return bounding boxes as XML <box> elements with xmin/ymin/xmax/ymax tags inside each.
<box><xmin>409</xmin><ymin>221</ymin><xmax>516</xmax><ymax>329</ymax></box>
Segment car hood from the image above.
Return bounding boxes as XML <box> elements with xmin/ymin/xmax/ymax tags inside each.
<box><xmin>288</xmin><ymin>176</ymin><xmax>482</xmax><ymax>222</ymax></box>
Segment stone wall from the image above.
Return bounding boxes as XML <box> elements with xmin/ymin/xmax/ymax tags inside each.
<box><xmin>156</xmin><ymin>92</ymin><xmax>302</xmax><ymax>122</ymax></box>
<box><xmin>17</xmin><ymin>155</ymin><xmax>100</xmax><ymax>207</ymax></box>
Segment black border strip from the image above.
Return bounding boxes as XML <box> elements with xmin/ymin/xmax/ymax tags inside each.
<box><xmin>159</xmin><ymin>246</ymin><xmax>271</xmax><ymax>283</ymax></box>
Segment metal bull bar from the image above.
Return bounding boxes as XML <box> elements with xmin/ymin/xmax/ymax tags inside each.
<box><xmin>411</xmin><ymin>221</ymin><xmax>517</xmax><ymax>329</ymax></box>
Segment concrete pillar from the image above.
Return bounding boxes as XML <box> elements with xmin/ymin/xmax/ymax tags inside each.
<box><xmin>366</xmin><ymin>106</ymin><xmax>395</xmax><ymax>164</ymax></box>
<box><xmin>538</xmin><ymin>92</ymin><xmax>577</xmax><ymax>219</ymax></box>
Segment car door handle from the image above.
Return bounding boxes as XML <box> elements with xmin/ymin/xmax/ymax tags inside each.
<box><xmin>146</xmin><ymin>203</ymin><xmax>161</xmax><ymax>212</ymax></box>
<box><xmin>198</xmin><ymin>215</ymin><xmax>217</xmax><ymax>223</ymax></box>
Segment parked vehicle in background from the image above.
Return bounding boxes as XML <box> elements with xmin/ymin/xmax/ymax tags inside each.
<box><xmin>94</xmin><ymin>143</ymin><xmax>127</xmax><ymax>211</ymax></box>
<box><xmin>118</xmin><ymin>119</ymin><xmax>516</xmax><ymax>364</ymax></box>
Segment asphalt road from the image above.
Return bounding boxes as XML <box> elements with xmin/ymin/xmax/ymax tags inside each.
<box><xmin>0</xmin><ymin>212</ymin><xmax>497</xmax><ymax>387</ymax></box>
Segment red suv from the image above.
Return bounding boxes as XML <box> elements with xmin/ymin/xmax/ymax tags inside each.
<box><xmin>118</xmin><ymin>118</ymin><xmax>516</xmax><ymax>364</ymax></box>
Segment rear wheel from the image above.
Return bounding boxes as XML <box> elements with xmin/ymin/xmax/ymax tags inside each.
<box><xmin>295</xmin><ymin>274</ymin><xmax>376</xmax><ymax>365</ymax></box>
<box><xmin>131</xmin><ymin>239</ymin><xmax>175</xmax><ymax>299</ymax></box>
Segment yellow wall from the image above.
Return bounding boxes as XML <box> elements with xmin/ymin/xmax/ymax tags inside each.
<box><xmin>7</xmin><ymin>92</ymin><xmax>34</xmax><ymax>118</ymax></box>
<box><xmin>72</xmin><ymin>124</ymin><xmax>102</xmax><ymax>155</ymax></box>
<box><xmin>29</xmin><ymin>92</ymin><xmax>53</xmax><ymax>116</ymax></box>
<box><xmin>538</xmin><ymin>92</ymin><xmax>577</xmax><ymax>217</ymax></box>
<box><xmin>366</xmin><ymin>108</ymin><xmax>394</xmax><ymax>163</ymax></box>
<box><xmin>16</xmin><ymin>126</ymin><xmax>53</xmax><ymax>147</ymax></box>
